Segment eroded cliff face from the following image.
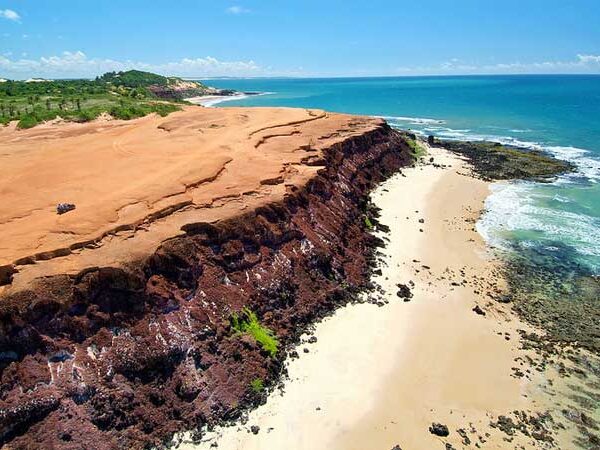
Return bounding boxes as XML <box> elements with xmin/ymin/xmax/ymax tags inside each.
<box><xmin>147</xmin><ymin>79</ymin><xmax>215</xmax><ymax>100</ymax></box>
<box><xmin>0</xmin><ymin>124</ymin><xmax>412</xmax><ymax>449</ymax></box>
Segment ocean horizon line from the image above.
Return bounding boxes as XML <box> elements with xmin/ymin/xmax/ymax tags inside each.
<box><xmin>4</xmin><ymin>72</ymin><xmax>600</xmax><ymax>82</ymax></box>
<box><xmin>192</xmin><ymin>73</ymin><xmax>600</xmax><ymax>81</ymax></box>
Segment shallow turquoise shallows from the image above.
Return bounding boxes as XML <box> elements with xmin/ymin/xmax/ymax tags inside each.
<box><xmin>199</xmin><ymin>76</ymin><xmax>600</xmax><ymax>275</ymax></box>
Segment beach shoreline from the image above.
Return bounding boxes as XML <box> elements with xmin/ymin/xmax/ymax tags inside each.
<box><xmin>185</xmin><ymin>92</ymin><xmax>266</xmax><ymax>107</ymax></box>
<box><xmin>173</xmin><ymin>145</ymin><xmax>567</xmax><ymax>450</ymax></box>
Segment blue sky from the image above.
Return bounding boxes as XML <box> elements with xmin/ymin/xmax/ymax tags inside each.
<box><xmin>1</xmin><ymin>0</ymin><xmax>600</xmax><ymax>79</ymax></box>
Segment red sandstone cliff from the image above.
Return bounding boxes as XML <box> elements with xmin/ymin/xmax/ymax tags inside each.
<box><xmin>0</xmin><ymin>113</ymin><xmax>412</xmax><ymax>449</ymax></box>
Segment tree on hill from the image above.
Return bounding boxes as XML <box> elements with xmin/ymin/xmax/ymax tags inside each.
<box><xmin>97</xmin><ymin>70</ymin><xmax>169</xmax><ymax>88</ymax></box>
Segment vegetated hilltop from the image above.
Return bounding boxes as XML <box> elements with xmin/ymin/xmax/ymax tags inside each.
<box><xmin>97</xmin><ymin>69</ymin><xmax>220</xmax><ymax>99</ymax></box>
<box><xmin>0</xmin><ymin>70</ymin><xmax>216</xmax><ymax>129</ymax></box>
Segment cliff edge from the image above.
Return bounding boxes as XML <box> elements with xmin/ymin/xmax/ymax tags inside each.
<box><xmin>0</xmin><ymin>106</ymin><xmax>412</xmax><ymax>448</ymax></box>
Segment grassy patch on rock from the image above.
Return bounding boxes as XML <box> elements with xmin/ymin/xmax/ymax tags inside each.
<box><xmin>231</xmin><ymin>308</ymin><xmax>279</xmax><ymax>357</ymax></box>
<box><xmin>400</xmin><ymin>132</ymin><xmax>427</xmax><ymax>161</ymax></box>
<box><xmin>250</xmin><ymin>378</ymin><xmax>264</xmax><ymax>393</ymax></box>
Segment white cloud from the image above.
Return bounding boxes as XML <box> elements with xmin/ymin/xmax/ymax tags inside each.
<box><xmin>0</xmin><ymin>8</ymin><xmax>20</xmax><ymax>22</ymax></box>
<box><xmin>393</xmin><ymin>55</ymin><xmax>600</xmax><ymax>76</ymax></box>
<box><xmin>0</xmin><ymin>51</ymin><xmax>270</xmax><ymax>79</ymax></box>
<box><xmin>226</xmin><ymin>6</ymin><xmax>250</xmax><ymax>14</ymax></box>
<box><xmin>577</xmin><ymin>54</ymin><xmax>600</xmax><ymax>64</ymax></box>
<box><xmin>1</xmin><ymin>51</ymin><xmax>599</xmax><ymax>80</ymax></box>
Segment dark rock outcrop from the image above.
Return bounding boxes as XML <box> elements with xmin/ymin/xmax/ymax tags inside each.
<box><xmin>438</xmin><ymin>140</ymin><xmax>574</xmax><ymax>181</ymax></box>
<box><xmin>396</xmin><ymin>283</ymin><xmax>413</xmax><ymax>301</ymax></box>
<box><xmin>472</xmin><ymin>305</ymin><xmax>486</xmax><ymax>316</ymax></box>
<box><xmin>429</xmin><ymin>422</ymin><xmax>450</xmax><ymax>437</ymax></box>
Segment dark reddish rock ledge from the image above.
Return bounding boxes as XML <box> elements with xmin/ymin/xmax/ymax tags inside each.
<box><xmin>0</xmin><ymin>123</ymin><xmax>412</xmax><ymax>449</ymax></box>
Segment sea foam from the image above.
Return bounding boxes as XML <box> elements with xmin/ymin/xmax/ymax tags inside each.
<box><xmin>202</xmin><ymin>92</ymin><xmax>274</xmax><ymax>107</ymax></box>
<box><xmin>477</xmin><ymin>182</ymin><xmax>600</xmax><ymax>260</ymax></box>
<box><xmin>378</xmin><ymin>115</ymin><xmax>445</xmax><ymax>125</ymax></box>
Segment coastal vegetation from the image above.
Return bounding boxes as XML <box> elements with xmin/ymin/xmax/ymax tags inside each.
<box><xmin>97</xmin><ymin>69</ymin><xmax>171</xmax><ymax>87</ymax></box>
<box><xmin>0</xmin><ymin>70</ymin><xmax>212</xmax><ymax>128</ymax></box>
<box><xmin>405</xmin><ymin>134</ymin><xmax>427</xmax><ymax>160</ymax></box>
<box><xmin>231</xmin><ymin>308</ymin><xmax>279</xmax><ymax>357</ymax></box>
<box><xmin>250</xmin><ymin>378</ymin><xmax>265</xmax><ymax>393</ymax></box>
<box><xmin>398</xmin><ymin>132</ymin><xmax>427</xmax><ymax>161</ymax></box>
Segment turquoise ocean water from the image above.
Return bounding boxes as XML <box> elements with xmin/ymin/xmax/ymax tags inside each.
<box><xmin>199</xmin><ymin>76</ymin><xmax>600</xmax><ymax>276</ymax></box>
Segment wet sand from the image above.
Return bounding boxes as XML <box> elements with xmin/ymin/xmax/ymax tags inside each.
<box><xmin>177</xmin><ymin>146</ymin><xmax>557</xmax><ymax>450</ymax></box>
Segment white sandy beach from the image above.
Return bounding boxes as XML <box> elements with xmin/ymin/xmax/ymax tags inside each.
<box><xmin>174</xmin><ymin>146</ymin><xmax>564</xmax><ymax>450</ymax></box>
<box><xmin>186</xmin><ymin>94</ymin><xmax>253</xmax><ymax>107</ymax></box>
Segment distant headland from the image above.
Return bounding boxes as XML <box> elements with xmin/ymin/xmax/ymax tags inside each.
<box><xmin>0</xmin><ymin>70</ymin><xmax>247</xmax><ymax>129</ymax></box>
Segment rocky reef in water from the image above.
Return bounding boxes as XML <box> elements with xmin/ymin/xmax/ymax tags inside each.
<box><xmin>434</xmin><ymin>136</ymin><xmax>600</xmax><ymax>446</ymax></box>
<box><xmin>433</xmin><ymin>137</ymin><xmax>598</xmax><ymax>353</ymax></box>
<box><xmin>0</xmin><ymin>120</ymin><xmax>412</xmax><ymax>449</ymax></box>
<box><xmin>435</xmin><ymin>139</ymin><xmax>574</xmax><ymax>181</ymax></box>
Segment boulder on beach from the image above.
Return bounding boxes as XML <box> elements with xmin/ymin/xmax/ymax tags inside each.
<box><xmin>429</xmin><ymin>422</ymin><xmax>450</xmax><ymax>437</ymax></box>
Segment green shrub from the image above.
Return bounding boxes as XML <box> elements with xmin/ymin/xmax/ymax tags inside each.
<box><xmin>110</xmin><ymin>102</ymin><xmax>180</xmax><ymax>120</ymax></box>
<box><xmin>231</xmin><ymin>308</ymin><xmax>279</xmax><ymax>357</ymax></box>
<box><xmin>151</xmin><ymin>103</ymin><xmax>180</xmax><ymax>117</ymax></box>
<box><xmin>250</xmin><ymin>378</ymin><xmax>264</xmax><ymax>393</ymax></box>
<box><xmin>76</xmin><ymin>109</ymin><xmax>102</xmax><ymax>122</ymax></box>
<box><xmin>406</xmin><ymin>137</ymin><xmax>426</xmax><ymax>159</ymax></box>
<box><xmin>98</xmin><ymin>70</ymin><xmax>169</xmax><ymax>87</ymax></box>
<box><xmin>17</xmin><ymin>114</ymin><xmax>40</xmax><ymax>129</ymax></box>
<box><xmin>110</xmin><ymin>103</ymin><xmax>148</xmax><ymax>120</ymax></box>
<box><xmin>32</xmin><ymin>108</ymin><xmax>60</xmax><ymax>122</ymax></box>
